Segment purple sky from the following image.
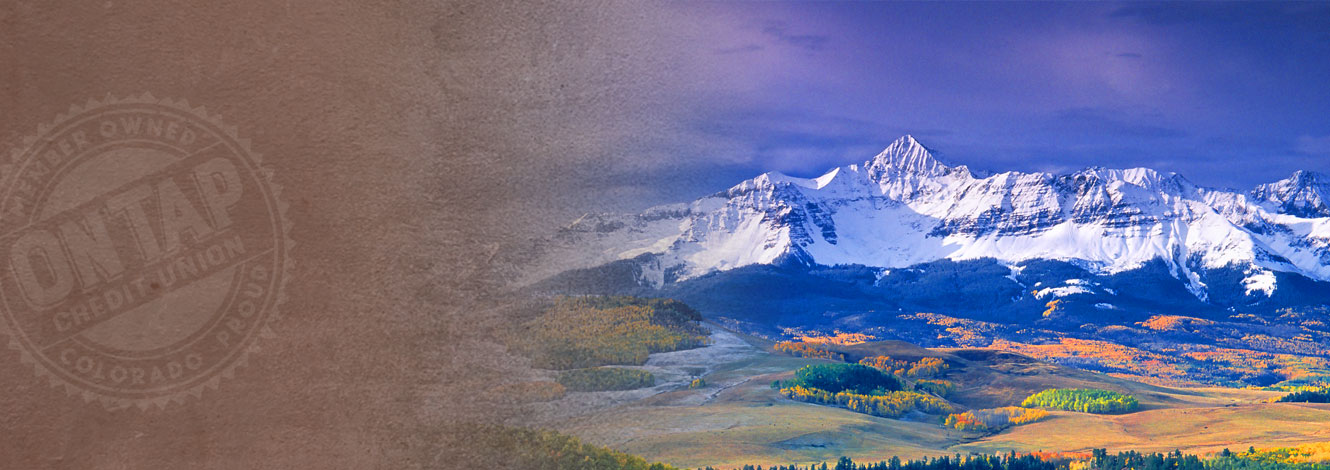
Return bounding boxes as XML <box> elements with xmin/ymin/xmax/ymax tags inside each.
<box><xmin>508</xmin><ymin>2</ymin><xmax>1330</xmax><ymax>213</ymax></box>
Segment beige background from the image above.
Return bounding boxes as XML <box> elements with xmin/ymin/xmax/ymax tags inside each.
<box><xmin>0</xmin><ymin>1</ymin><xmax>568</xmax><ymax>468</ymax></box>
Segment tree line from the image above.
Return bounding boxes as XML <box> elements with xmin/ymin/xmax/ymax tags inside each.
<box><xmin>773</xmin><ymin>364</ymin><xmax>952</xmax><ymax>418</ymax></box>
<box><xmin>1276</xmin><ymin>388</ymin><xmax>1330</xmax><ymax>403</ymax></box>
<box><xmin>779</xmin><ymin>385</ymin><xmax>953</xmax><ymax>418</ymax></box>
<box><xmin>463</xmin><ymin>424</ymin><xmax>1330</xmax><ymax>470</ymax></box>
<box><xmin>557</xmin><ymin>367</ymin><xmax>656</xmax><ymax>392</ymax></box>
<box><xmin>456</xmin><ymin>425</ymin><xmax>678</xmax><ymax>470</ymax></box>
<box><xmin>914</xmin><ymin>379</ymin><xmax>955</xmax><ymax>398</ymax></box>
<box><xmin>1020</xmin><ymin>388</ymin><xmax>1139</xmax><ymax>414</ymax></box>
<box><xmin>943</xmin><ymin>407</ymin><xmax>1049</xmax><ymax>432</ymax></box>
<box><xmin>700</xmin><ymin>448</ymin><xmax>1330</xmax><ymax>470</ymax></box>
<box><xmin>778</xmin><ymin>363</ymin><xmax>905</xmax><ymax>395</ymax></box>
<box><xmin>698</xmin><ymin>451</ymin><xmax>1062</xmax><ymax>470</ymax></box>
<box><xmin>858</xmin><ymin>355</ymin><xmax>949</xmax><ymax>379</ymax></box>
<box><xmin>774</xmin><ymin>341</ymin><xmax>847</xmax><ymax>361</ymax></box>
<box><xmin>509</xmin><ymin>296</ymin><xmax>709</xmax><ymax>370</ymax></box>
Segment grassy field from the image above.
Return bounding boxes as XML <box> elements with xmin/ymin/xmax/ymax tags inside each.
<box><xmin>557</xmin><ymin>353</ymin><xmax>967</xmax><ymax>468</ymax></box>
<box><xmin>958</xmin><ymin>402</ymin><xmax>1330</xmax><ymax>456</ymax></box>
<box><xmin>542</xmin><ymin>329</ymin><xmax>1330</xmax><ymax>469</ymax></box>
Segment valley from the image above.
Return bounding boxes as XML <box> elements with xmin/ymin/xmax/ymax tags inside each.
<box><xmin>527</xmin><ymin>136</ymin><xmax>1330</xmax><ymax>393</ymax></box>
<box><xmin>510</xmin><ymin>320</ymin><xmax>1330</xmax><ymax>469</ymax></box>
<box><xmin>503</xmin><ymin>135</ymin><xmax>1330</xmax><ymax>469</ymax></box>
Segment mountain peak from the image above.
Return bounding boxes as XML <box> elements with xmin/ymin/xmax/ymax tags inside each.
<box><xmin>1253</xmin><ymin>170</ymin><xmax>1329</xmax><ymax>217</ymax></box>
<box><xmin>1291</xmin><ymin>169</ymin><xmax>1326</xmax><ymax>184</ymax></box>
<box><xmin>865</xmin><ymin>135</ymin><xmax>951</xmax><ymax>178</ymax></box>
<box><xmin>543</xmin><ymin>140</ymin><xmax>1330</xmax><ymax>301</ymax></box>
<box><xmin>895</xmin><ymin>134</ymin><xmax>923</xmax><ymax>147</ymax></box>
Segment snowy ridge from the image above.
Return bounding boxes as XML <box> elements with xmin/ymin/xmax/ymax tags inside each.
<box><xmin>539</xmin><ymin>136</ymin><xmax>1330</xmax><ymax>301</ymax></box>
<box><xmin>1252</xmin><ymin>170</ymin><xmax>1330</xmax><ymax>218</ymax></box>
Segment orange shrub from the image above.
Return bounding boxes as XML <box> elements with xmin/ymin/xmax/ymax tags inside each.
<box><xmin>774</xmin><ymin>341</ymin><xmax>846</xmax><ymax>361</ymax></box>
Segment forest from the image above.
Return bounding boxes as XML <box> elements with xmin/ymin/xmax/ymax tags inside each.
<box><xmin>943</xmin><ymin>407</ymin><xmax>1049</xmax><ymax>432</ymax></box>
<box><xmin>773</xmin><ymin>364</ymin><xmax>951</xmax><ymax>418</ymax></box>
<box><xmin>461</xmin><ymin>424</ymin><xmax>1330</xmax><ymax>470</ymax></box>
<box><xmin>1020</xmin><ymin>388</ymin><xmax>1139</xmax><ymax>413</ymax></box>
<box><xmin>697</xmin><ymin>447</ymin><xmax>1330</xmax><ymax>470</ymax></box>
<box><xmin>779</xmin><ymin>385</ymin><xmax>953</xmax><ymax>418</ymax></box>
<box><xmin>913</xmin><ymin>379</ymin><xmax>955</xmax><ymax>397</ymax></box>
<box><xmin>858</xmin><ymin>355</ymin><xmax>949</xmax><ymax>379</ymax></box>
<box><xmin>768</xmin><ymin>343</ymin><xmax>970</xmax><ymax>419</ymax></box>
<box><xmin>778</xmin><ymin>364</ymin><xmax>905</xmax><ymax>395</ymax></box>
<box><xmin>456</xmin><ymin>425</ymin><xmax>678</xmax><ymax>470</ymax></box>
<box><xmin>1211</xmin><ymin>443</ymin><xmax>1330</xmax><ymax>470</ymax></box>
<box><xmin>508</xmin><ymin>296</ymin><xmax>709</xmax><ymax>370</ymax></box>
<box><xmin>556</xmin><ymin>367</ymin><xmax>656</xmax><ymax>392</ymax></box>
<box><xmin>1276</xmin><ymin>388</ymin><xmax>1330</xmax><ymax>403</ymax></box>
<box><xmin>775</xmin><ymin>341</ymin><xmax>848</xmax><ymax>361</ymax></box>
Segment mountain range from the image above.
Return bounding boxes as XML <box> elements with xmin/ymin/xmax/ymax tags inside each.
<box><xmin>536</xmin><ymin>135</ymin><xmax>1328</xmax><ymax>304</ymax></box>
<box><xmin>523</xmin><ymin>135</ymin><xmax>1330</xmax><ymax>385</ymax></box>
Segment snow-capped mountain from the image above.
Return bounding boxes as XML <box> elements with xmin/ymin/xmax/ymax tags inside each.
<box><xmin>1252</xmin><ymin>170</ymin><xmax>1330</xmax><ymax>218</ymax></box>
<box><xmin>537</xmin><ymin>136</ymin><xmax>1330</xmax><ymax>303</ymax></box>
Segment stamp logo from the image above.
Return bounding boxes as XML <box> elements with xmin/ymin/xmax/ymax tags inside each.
<box><xmin>0</xmin><ymin>94</ymin><xmax>292</xmax><ymax>409</ymax></box>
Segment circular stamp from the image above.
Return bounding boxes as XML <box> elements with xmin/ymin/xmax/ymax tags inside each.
<box><xmin>0</xmin><ymin>94</ymin><xmax>292</xmax><ymax>409</ymax></box>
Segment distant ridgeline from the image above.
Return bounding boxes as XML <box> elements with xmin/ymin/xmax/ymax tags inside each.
<box><xmin>539</xmin><ymin>252</ymin><xmax>1330</xmax><ymax>389</ymax></box>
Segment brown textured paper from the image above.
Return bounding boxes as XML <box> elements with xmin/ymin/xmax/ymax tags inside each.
<box><xmin>0</xmin><ymin>1</ymin><xmax>568</xmax><ymax>468</ymax></box>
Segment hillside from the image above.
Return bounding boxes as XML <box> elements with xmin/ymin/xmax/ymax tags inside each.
<box><xmin>509</xmin><ymin>325</ymin><xmax>1330</xmax><ymax>469</ymax></box>
<box><xmin>526</xmin><ymin>136</ymin><xmax>1330</xmax><ymax>390</ymax></box>
<box><xmin>536</xmin><ymin>262</ymin><xmax>1330</xmax><ymax>388</ymax></box>
<box><xmin>778</xmin><ymin>340</ymin><xmax>1187</xmax><ymax>412</ymax></box>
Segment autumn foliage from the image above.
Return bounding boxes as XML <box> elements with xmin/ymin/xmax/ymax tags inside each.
<box><xmin>510</xmin><ymin>296</ymin><xmax>708</xmax><ymax>370</ymax></box>
<box><xmin>943</xmin><ymin>406</ymin><xmax>1049</xmax><ymax>432</ymax></box>
<box><xmin>773</xmin><ymin>341</ymin><xmax>846</xmax><ymax>361</ymax></box>
<box><xmin>775</xmin><ymin>363</ymin><xmax>952</xmax><ymax>418</ymax></box>
<box><xmin>460</xmin><ymin>425</ymin><xmax>678</xmax><ymax>470</ymax></box>
<box><xmin>556</xmin><ymin>367</ymin><xmax>655</xmax><ymax>392</ymax></box>
<box><xmin>784</xmin><ymin>363</ymin><xmax>904</xmax><ymax>394</ymax></box>
<box><xmin>1277</xmin><ymin>387</ymin><xmax>1330</xmax><ymax>403</ymax></box>
<box><xmin>858</xmin><ymin>355</ymin><xmax>949</xmax><ymax>378</ymax></box>
<box><xmin>1219</xmin><ymin>442</ymin><xmax>1330</xmax><ymax>468</ymax></box>
<box><xmin>780</xmin><ymin>385</ymin><xmax>953</xmax><ymax>418</ymax></box>
<box><xmin>914</xmin><ymin>379</ymin><xmax>955</xmax><ymax>397</ymax></box>
<box><xmin>1021</xmin><ymin>388</ymin><xmax>1139</xmax><ymax>414</ymax></box>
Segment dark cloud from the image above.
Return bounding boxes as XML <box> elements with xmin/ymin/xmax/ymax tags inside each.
<box><xmin>1109</xmin><ymin>2</ymin><xmax>1330</xmax><ymax>28</ymax></box>
<box><xmin>1047</xmin><ymin>108</ymin><xmax>1187</xmax><ymax>139</ymax></box>
<box><xmin>474</xmin><ymin>1</ymin><xmax>1330</xmax><ymax>216</ymax></box>
<box><xmin>761</xmin><ymin>21</ymin><xmax>830</xmax><ymax>51</ymax></box>
<box><xmin>678</xmin><ymin>108</ymin><xmax>897</xmax><ymax>177</ymax></box>
<box><xmin>1295</xmin><ymin>135</ymin><xmax>1330</xmax><ymax>156</ymax></box>
<box><xmin>715</xmin><ymin>44</ymin><xmax>763</xmax><ymax>55</ymax></box>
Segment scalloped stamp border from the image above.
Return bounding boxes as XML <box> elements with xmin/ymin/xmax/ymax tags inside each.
<box><xmin>0</xmin><ymin>93</ymin><xmax>293</xmax><ymax>410</ymax></box>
